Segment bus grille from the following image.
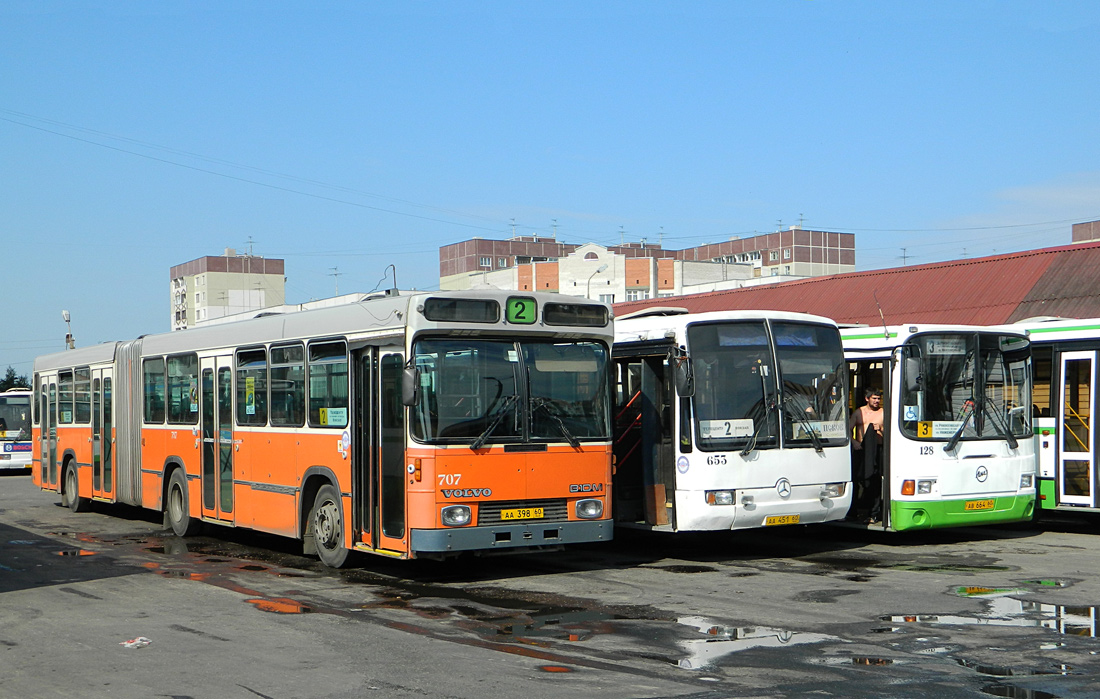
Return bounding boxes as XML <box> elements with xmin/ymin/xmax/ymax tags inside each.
<box><xmin>478</xmin><ymin>499</ymin><xmax>569</xmax><ymax>525</ymax></box>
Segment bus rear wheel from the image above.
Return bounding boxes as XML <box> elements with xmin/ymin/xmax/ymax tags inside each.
<box><xmin>310</xmin><ymin>484</ymin><xmax>349</xmax><ymax>568</ymax></box>
<box><xmin>63</xmin><ymin>462</ymin><xmax>88</xmax><ymax>513</ymax></box>
<box><xmin>166</xmin><ymin>469</ymin><xmax>200</xmax><ymax>537</ymax></box>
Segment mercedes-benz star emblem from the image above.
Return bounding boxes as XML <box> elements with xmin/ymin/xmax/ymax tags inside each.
<box><xmin>777</xmin><ymin>478</ymin><xmax>792</xmax><ymax>498</ymax></box>
<box><xmin>975</xmin><ymin>466</ymin><xmax>989</xmax><ymax>483</ymax></box>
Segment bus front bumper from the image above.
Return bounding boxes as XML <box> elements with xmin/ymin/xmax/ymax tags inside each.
<box><xmin>410</xmin><ymin>519</ymin><xmax>612</xmax><ymax>553</ymax></box>
<box><xmin>889</xmin><ymin>494</ymin><xmax>1035</xmax><ymax>531</ymax></box>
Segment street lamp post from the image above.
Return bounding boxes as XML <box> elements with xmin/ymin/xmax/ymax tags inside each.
<box><xmin>586</xmin><ymin>264</ymin><xmax>608</xmax><ymax>300</ymax></box>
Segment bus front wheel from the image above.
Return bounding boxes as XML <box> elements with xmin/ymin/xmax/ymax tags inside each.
<box><xmin>63</xmin><ymin>462</ymin><xmax>88</xmax><ymax>513</ymax></box>
<box><xmin>310</xmin><ymin>484</ymin><xmax>349</xmax><ymax>568</ymax></box>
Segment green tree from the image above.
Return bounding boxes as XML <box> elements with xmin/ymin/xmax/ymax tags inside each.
<box><xmin>1</xmin><ymin>366</ymin><xmax>30</xmax><ymax>391</ymax></box>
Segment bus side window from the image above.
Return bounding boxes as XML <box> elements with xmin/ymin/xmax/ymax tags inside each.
<box><xmin>58</xmin><ymin>370</ymin><xmax>74</xmax><ymax>424</ymax></box>
<box><xmin>271</xmin><ymin>344</ymin><xmax>305</xmax><ymax>427</ymax></box>
<box><xmin>308</xmin><ymin>341</ymin><xmax>348</xmax><ymax>429</ymax></box>
<box><xmin>143</xmin><ymin>358</ymin><xmax>166</xmax><ymax>423</ymax></box>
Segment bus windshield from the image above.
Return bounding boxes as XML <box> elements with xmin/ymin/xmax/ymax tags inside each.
<box><xmin>900</xmin><ymin>333</ymin><xmax>1032</xmax><ymax>442</ymax></box>
<box><xmin>772</xmin><ymin>322</ymin><xmax>848</xmax><ymax>448</ymax></box>
<box><xmin>688</xmin><ymin>321</ymin><xmax>778</xmax><ymax>451</ymax></box>
<box><xmin>409</xmin><ymin>339</ymin><xmax>610</xmax><ymax>445</ymax></box>
<box><xmin>0</xmin><ymin>393</ymin><xmax>31</xmax><ymax>440</ymax></box>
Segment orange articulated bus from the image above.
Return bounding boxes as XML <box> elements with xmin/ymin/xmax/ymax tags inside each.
<box><xmin>32</xmin><ymin>290</ymin><xmax>614</xmax><ymax>566</ymax></box>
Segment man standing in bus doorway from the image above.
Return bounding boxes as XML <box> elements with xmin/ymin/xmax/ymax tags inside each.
<box><xmin>850</xmin><ymin>388</ymin><xmax>884</xmax><ymax>522</ymax></box>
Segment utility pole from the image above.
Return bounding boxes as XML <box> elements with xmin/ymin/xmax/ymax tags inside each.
<box><xmin>329</xmin><ymin>267</ymin><xmax>343</xmax><ymax>296</ymax></box>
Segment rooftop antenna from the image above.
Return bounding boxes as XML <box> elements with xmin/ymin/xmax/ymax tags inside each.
<box><xmin>245</xmin><ymin>235</ymin><xmax>256</xmax><ymax>256</ymax></box>
<box><xmin>328</xmin><ymin>267</ymin><xmax>343</xmax><ymax>296</ymax></box>
<box><xmin>659</xmin><ymin>226</ymin><xmax>664</xmax><ymax>245</ymax></box>
<box><xmin>61</xmin><ymin>310</ymin><xmax>75</xmax><ymax>350</ymax></box>
<box><xmin>798</xmin><ymin>213</ymin><xmax>804</xmax><ymax>228</ymax></box>
<box><xmin>873</xmin><ymin>290</ymin><xmax>889</xmax><ymax>339</ymax></box>
<box><xmin>551</xmin><ymin>219</ymin><xmax>558</xmax><ymax>239</ymax></box>
<box><xmin>899</xmin><ymin>247</ymin><xmax>910</xmax><ymax>265</ymax></box>
<box><xmin>511</xmin><ymin>218</ymin><xmax>517</xmax><ymax>237</ymax></box>
<box><xmin>776</xmin><ymin>219</ymin><xmax>783</xmax><ymax>231</ymax></box>
<box><xmin>620</xmin><ymin>225</ymin><xmax>625</xmax><ymax>246</ymax></box>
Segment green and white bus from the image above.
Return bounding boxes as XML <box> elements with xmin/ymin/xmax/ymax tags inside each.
<box><xmin>842</xmin><ymin>324</ymin><xmax>1035</xmax><ymax>531</ymax></box>
<box><xmin>1016</xmin><ymin>317</ymin><xmax>1100</xmax><ymax>513</ymax></box>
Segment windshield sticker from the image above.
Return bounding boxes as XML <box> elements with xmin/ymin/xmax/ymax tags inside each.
<box><xmin>903</xmin><ymin>405</ymin><xmax>920</xmax><ymax>421</ymax></box>
<box><xmin>806</xmin><ymin>420</ymin><xmax>847</xmax><ymax>438</ymax></box>
<box><xmin>922</xmin><ymin>421</ymin><xmax>964</xmax><ymax>438</ymax></box>
<box><xmin>700</xmin><ymin>419</ymin><xmax>753</xmax><ymax>439</ymax></box>
<box><xmin>926</xmin><ymin>338</ymin><xmax>967</xmax><ymax>355</ymax></box>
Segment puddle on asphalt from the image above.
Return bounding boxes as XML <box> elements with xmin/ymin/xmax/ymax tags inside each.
<box><xmin>1023</xmin><ymin>580</ymin><xmax>1073</xmax><ymax>589</ymax></box>
<box><xmin>642</xmin><ymin>565</ymin><xmax>718</xmax><ymax>574</ymax></box>
<box><xmin>982</xmin><ymin>684</ymin><xmax>1060</xmax><ymax>698</ymax></box>
<box><xmin>154</xmin><ymin>569</ymin><xmax>211</xmax><ymax>582</ymax></box>
<box><xmin>956</xmin><ymin>586</ymin><xmax>1031</xmax><ymax>598</ymax></box>
<box><xmin>810</xmin><ymin>656</ymin><xmax>900</xmax><ymax>667</ymax></box>
<box><xmin>956</xmin><ymin>658</ymin><xmax>1072</xmax><ymax>677</ymax></box>
<box><xmin>675</xmin><ymin>616</ymin><xmax>838</xmax><ymax>670</ymax></box>
<box><xmin>538</xmin><ymin>665</ymin><xmax>574</xmax><ymax>673</ymax></box>
<box><xmin>885</xmin><ymin>595</ymin><xmax>1100</xmax><ymax>638</ymax></box>
<box><xmin>881</xmin><ymin>563</ymin><xmax>1012</xmax><ymax>573</ymax></box>
<box><xmin>495</xmin><ymin>610</ymin><xmax>617</xmax><ymax>642</ymax></box>
<box><xmin>247</xmin><ymin>597</ymin><xmax>313</xmax><ymax>614</ymax></box>
<box><xmin>55</xmin><ymin>549</ymin><xmax>97</xmax><ymax>556</ymax></box>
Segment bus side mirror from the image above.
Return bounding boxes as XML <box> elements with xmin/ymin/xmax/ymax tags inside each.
<box><xmin>401</xmin><ymin>367</ymin><xmax>418</xmax><ymax>407</ymax></box>
<box><xmin>674</xmin><ymin>355</ymin><xmax>695</xmax><ymax>397</ymax></box>
<box><xmin>904</xmin><ymin>357</ymin><xmax>921</xmax><ymax>392</ymax></box>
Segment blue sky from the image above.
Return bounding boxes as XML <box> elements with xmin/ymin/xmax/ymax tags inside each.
<box><xmin>3</xmin><ymin>2</ymin><xmax>1100</xmax><ymax>375</ymax></box>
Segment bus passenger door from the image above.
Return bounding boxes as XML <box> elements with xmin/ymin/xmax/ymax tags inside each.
<box><xmin>353</xmin><ymin>348</ymin><xmax>375</xmax><ymax>549</ymax></box>
<box><xmin>1058</xmin><ymin>351</ymin><xmax>1096</xmax><ymax>507</ymax></box>
<box><xmin>374</xmin><ymin>352</ymin><xmax>408</xmax><ymax>554</ymax></box>
<box><xmin>40</xmin><ymin>377</ymin><xmax>58</xmax><ymax>488</ymax></box>
<box><xmin>90</xmin><ymin>368</ymin><xmax>113</xmax><ymax>499</ymax></box>
<box><xmin>200</xmin><ymin>357</ymin><xmax>235</xmax><ymax>522</ymax></box>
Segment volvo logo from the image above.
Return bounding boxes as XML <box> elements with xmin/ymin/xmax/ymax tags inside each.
<box><xmin>776</xmin><ymin>479</ymin><xmax>792</xmax><ymax>498</ymax></box>
<box><xmin>975</xmin><ymin>466</ymin><xmax>989</xmax><ymax>483</ymax></box>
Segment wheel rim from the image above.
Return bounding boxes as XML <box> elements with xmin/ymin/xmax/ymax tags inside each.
<box><xmin>169</xmin><ymin>484</ymin><xmax>182</xmax><ymax>524</ymax></box>
<box><xmin>66</xmin><ymin>469</ymin><xmax>76</xmax><ymax>504</ymax></box>
<box><xmin>314</xmin><ymin>498</ymin><xmax>340</xmax><ymax>550</ymax></box>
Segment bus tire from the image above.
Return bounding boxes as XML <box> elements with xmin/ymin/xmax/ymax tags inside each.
<box><xmin>64</xmin><ymin>462</ymin><xmax>88</xmax><ymax>513</ymax></box>
<box><xmin>310</xmin><ymin>484</ymin><xmax>349</xmax><ymax>568</ymax></box>
<box><xmin>166</xmin><ymin>469</ymin><xmax>200</xmax><ymax>537</ymax></box>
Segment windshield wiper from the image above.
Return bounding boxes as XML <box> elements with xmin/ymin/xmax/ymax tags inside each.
<box><xmin>531</xmin><ymin>397</ymin><xmax>581</xmax><ymax>448</ymax></box>
<box><xmin>943</xmin><ymin>398</ymin><xmax>976</xmax><ymax>452</ymax></box>
<box><xmin>740</xmin><ymin>396</ymin><xmax>776</xmax><ymax>457</ymax></box>
<box><xmin>471</xmin><ymin>393</ymin><xmax>520</xmax><ymax>450</ymax></box>
<box><xmin>783</xmin><ymin>399</ymin><xmax>824</xmax><ymax>453</ymax></box>
<box><xmin>981</xmin><ymin>398</ymin><xmax>1019</xmax><ymax>449</ymax></box>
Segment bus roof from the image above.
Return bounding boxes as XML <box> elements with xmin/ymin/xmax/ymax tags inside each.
<box><xmin>841</xmin><ymin>323</ymin><xmax>1030</xmax><ymax>356</ymax></box>
<box><xmin>615</xmin><ymin>309</ymin><xmax>839</xmax><ymax>344</ymax></box>
<box><xmin>34</xmin><ymin>290</ymin><xmax>613</xmax><ymax>372</ymax></box>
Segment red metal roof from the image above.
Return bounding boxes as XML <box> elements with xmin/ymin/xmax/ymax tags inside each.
<box><xmin>615</xmin><ymin>241</ymin><xmax>1100</xmax><ymax>326</ymax></box>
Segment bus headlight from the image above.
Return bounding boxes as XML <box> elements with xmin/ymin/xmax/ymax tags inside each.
<box><xmin>441</xmin><ymin>505</ymin><xmax>472</xmax><ymax>527</ymax></box>
<box><xmin>822</xmin><ymin>483</ymin><xmax>846</xmax><ymax>498</ymax></box>
<box><xmin>917</xmin><ymin>480</ymin><xmax>935</xmax><ymax>495</ymax></box>
<box><xmin>575</xmin><ymin>499</ymin><xmax>603</xmax><ymax>519</ymax></box>
<box><xmin>1020</xmin><ymin>474</ymin><xmax>1034</xmax><ymax>489</ymax></box>
<box><xmin>706</xmin><ymin>491</ymin><xmax>735</xmax><ymax>506</ymax></box>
